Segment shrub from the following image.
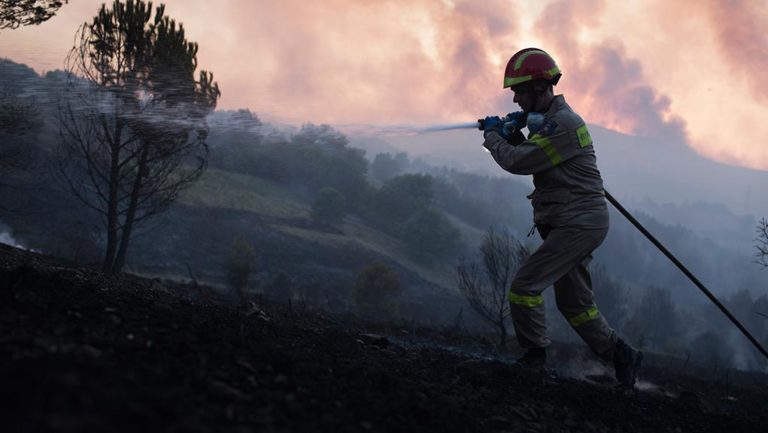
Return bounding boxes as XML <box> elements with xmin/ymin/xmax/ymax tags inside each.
<box><xmin>227</xmin><ymin>235</ymin><xmax>256</xmax><ymax>303</ymax></box>
<box><xmin>353</xmin><ymin>262</ymin><xmax>401</xmax><ymax>318</ymax></box>
<box><xmin>311</xmin><ymin>187</ymin><xmax>346</xmax><ymax>226</ymax></box>
<box><xmin>624</xmin><ymin>286</ymin><xmax>680</xmax><ymax>352</ymax></box>
<box><xmin>456</xmin><ymin>228</ymin><xmax>528</xmax><ymax>349</ymax></box>
<box><xmin>400</xmin><ymin>207</ymin><xmax>463</xmax><ymax>263</ymax></box>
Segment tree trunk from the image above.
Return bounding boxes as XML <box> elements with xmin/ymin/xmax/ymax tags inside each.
<box><xmin>112</xmin><ymin>145</ymin><xmax>148</xmax><ymax>273</ymax></box>
<box><xmin>498</xmin><ymin>323</ymin><xmax>507</xmax><ymax>352</ymax></box>
<box><xmin>102</xmin><ymin>120</ymin><xmax>122</xmax><ymax>272</ymax></box>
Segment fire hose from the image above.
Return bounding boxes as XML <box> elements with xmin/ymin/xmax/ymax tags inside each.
<box><xmin>603</xmin><ymin>190</ymin><xmax>768</xmax><ymax>360</ymax></box>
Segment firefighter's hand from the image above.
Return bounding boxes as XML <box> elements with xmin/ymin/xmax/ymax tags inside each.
<box><xmin>482</xmin><ymin>116</ymin><xmax>503</xmax><ymax>138</ymax></box>
<box><xmin>526</xmin><ymin>112</ymin><xmax>546</xmax><ymax>134</ymax></box>
<box><xmin>505</xmin><ymin>111</ymin><xmax>527</xmax><ymax>129</ymax></box>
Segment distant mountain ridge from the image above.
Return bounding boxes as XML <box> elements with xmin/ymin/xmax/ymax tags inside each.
<box><xmin>349</xmin><ymin>124</ymin><xmax>768</xmax><ymax>218</ymax></box>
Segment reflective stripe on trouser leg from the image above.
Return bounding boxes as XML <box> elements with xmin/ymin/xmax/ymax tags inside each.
<box><xmin>554</xmin><ymin>257</ymin><xmax>617</xmax><ymax>361</ymax></box>
<box><xmin>568</xmin><ymin>305</ymin><xmax>599</xmax><ymax>327</ymax></box>
<box><xmin>508</xmin><ymin>290</ymin><xmax>548</xmax><ymax>349</ymax></box>
<box><xmin>508</xmin><ymin>291</ymin><xmax>547</xmax><ymax>349</ymax></box>
<box><xmin>509</xmin><ymin>227</ymin><xmax>609</xmax><ymax>350</ymax></box>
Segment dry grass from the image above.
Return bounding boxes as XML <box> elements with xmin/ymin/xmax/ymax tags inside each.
<box><xmin>179</xmin><ymin>169</ymin><xmax>309</xmax><ymax>218</ymax></box>
<box><xmin>180</xmin><ymin>168</ymin><xmax>460</xmax><ymax>291</ymax></box>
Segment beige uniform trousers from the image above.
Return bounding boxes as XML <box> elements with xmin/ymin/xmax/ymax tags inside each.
<box><xmin>509</xmin><ymin>225</ymin><xmax>617</xmax><ymax>360</ymax></box>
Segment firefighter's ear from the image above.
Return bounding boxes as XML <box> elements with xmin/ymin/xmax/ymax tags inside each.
<box><xmin>530</xmin><ymin>79</ymin><xmax>551</xmax><ymax>96</ymax></box>
<box><xmin>537</xmin><ymin>83</ymin><xmax>553</xmax><ymax>96</ymax></box>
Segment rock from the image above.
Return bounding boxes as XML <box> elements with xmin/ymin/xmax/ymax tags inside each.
<box><xmin>358</xmin><ymin>333</ymin><xmax>389</xmax><ymax>348</ymax></box>
<box><xmin>245</xmin><ymin>301</ymin><xmax>271</xmax><ymax>322</ymax></box>
<box><xmin>208</xmin><ymin>380</ymin><xmax>248</xmax><ymax>401</ymax></box>
<box><xmin>488</xmin><ymin>415</ymin><xmax>510</xmax><ymax>428</ymax></box>
<box><xmin>510</xmin><ymin>405</ymin><xmax>538</xmax><ymax>421</ymax></box>
<box><xmin>679</xmin><ymin>390</ymin><xmax>714</xmax><ymax>412</ymax></box>
<box><xmin>77</xmin><ymin>345</ymin><xmax>103</xmax><ymax>358</ymax></box>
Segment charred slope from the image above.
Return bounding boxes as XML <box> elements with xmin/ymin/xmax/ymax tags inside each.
<box><xmin>1</xmin><ymin>243</ymin><xmax>766</xmax><ymax>433</ymax></box>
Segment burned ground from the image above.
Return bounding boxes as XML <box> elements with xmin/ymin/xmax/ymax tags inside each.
<box><xmin>1</xmin><ymin>243</ymin><xmax>766</xmax><ymax>433</ymax></box>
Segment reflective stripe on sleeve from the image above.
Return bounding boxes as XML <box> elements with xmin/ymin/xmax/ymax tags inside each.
<box><xmin>529</xmin><ymin>133</ymin><xmax>563</xmax><ymax>166</ymax></box>
<box><xmin>568</xmin><ymin>305</ymin><xmax>600</xmax><ymax>327</ymax></box>
<box><xmin>509</xmin><ymin>292</ymin><xmax>544</xmax><ymax>307</ymax></box>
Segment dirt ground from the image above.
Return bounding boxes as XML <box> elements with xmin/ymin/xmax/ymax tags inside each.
<box><xmin>1</xmin><ymin>243</ymin><xmax>767</xmax><ymax>433</ymax></box>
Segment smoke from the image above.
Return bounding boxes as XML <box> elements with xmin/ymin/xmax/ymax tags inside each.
<box><xmin>198</xmin><ymin>0</ymin><xmax>521</xmax><ymax>124</ymax></box>
<box><xmin>532</xmin><ymin>0</ymin><xmax>688</xmax><ymax>143</ymax></box>
<box><xmin>0</xmin><ymin>221</ymin><xmax>26</xmax><ymax>250</ymax></box>
<box><xmin>4</xmin><ymin>0</ymin><xmax>768</xmax><ymax>169</ymax></box>
<box><xmin>703</xmin><ymin>0</ymin><xmax>768</xmax><ymax>102</ymax></box>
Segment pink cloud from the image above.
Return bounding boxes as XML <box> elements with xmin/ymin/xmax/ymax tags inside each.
<box><xmin>209</xmin><ymin>0</ymin><xmax>519</xmax><ymax>124</ymax></box>
<box><xmin>703</xmin><ymin>0</ymin><xmax>768</xmax><ymax>101</ymax></box>
<box><xmin>533</xmin><ymin>0</ymin><xmax>687</xmax><ymax>142</ymax></box>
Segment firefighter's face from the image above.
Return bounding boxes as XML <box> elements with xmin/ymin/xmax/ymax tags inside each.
<box><xmin>511</xmin><ymin>86</ymin><xmax>534</xmax><ymax>112</ymax></box>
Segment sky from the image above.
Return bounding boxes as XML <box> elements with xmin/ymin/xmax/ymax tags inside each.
<box><xmin>1</xmin><ymin>0</ymin><xmax>767</xmax><ymax>171</ymax></box>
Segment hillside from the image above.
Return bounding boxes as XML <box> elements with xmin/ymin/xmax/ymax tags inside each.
<box><xmin>118</xmin><ymin>167</ymin><xmax>467</xmax><ymax>325</ymax></box>
<box><xmin>2</xmin><ymin>243</ymin><xmax>767</xmax><ymax>432</ymax></box>
<box><xmin>176</xmin><ymin>168</ymin><xmax>458</xmax><ymax>290</ymax></box>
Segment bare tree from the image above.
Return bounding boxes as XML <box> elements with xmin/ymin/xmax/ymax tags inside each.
<box><xmin>756</xmin><ymin>218</ymin><xmax>768</xmax><ymax>269</ymax></box>
<box><xmin>456</xmin><ymin>227</ymin><xmax>529</xmax><ymax>349</ymax></box>
<box><xmin>0</xmin><ymin>0</ymin><xmax>67</xmax><ymax>29</ymax></box>
<box><xmin>56</xmin><ymin>0</ymin><xmax>220</xmax><ymax>273</ymax></box>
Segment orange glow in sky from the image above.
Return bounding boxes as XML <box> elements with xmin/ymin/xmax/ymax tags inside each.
<box><xmin>1</xmin><ymin>0</ymin><xmax>767</xmax><ymax>171</ymax></box>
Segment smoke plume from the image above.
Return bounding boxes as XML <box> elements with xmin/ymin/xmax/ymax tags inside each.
<box><xmin>703</xmin><ymin>0</ymin><xmax>768</xmax><ymax>102</ymax></box>
<box><xmin>533</xmin><ymin>0</ymin><xmax>688</xmax><ymax>143</ymax></box>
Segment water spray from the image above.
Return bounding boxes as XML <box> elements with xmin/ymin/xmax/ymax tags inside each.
<box><xmin>417</xmin><ymin>121</ymin><xmax>482</xmax><ymax>133</ymax></box>
<box><xmin>368</xmin><ymin>121</ymin><xmax>481</xmax><ymax>136</ymax></box>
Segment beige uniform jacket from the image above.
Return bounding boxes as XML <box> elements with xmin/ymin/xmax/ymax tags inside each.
<box><xmin>483</xmin><ymin>95</ymin><xmax>609</xmax><ymax>229</ymax></box>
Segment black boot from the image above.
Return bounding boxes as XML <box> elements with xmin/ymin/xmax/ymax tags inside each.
<box><xmin>613</xmin><ymin>339</ymin><xmax>642</xmax><ymax>388</ymax></box>
<box><xmin>516</xmin><ymin>347</ymin><xmax>546</xmax><ymax>368</ymax></box>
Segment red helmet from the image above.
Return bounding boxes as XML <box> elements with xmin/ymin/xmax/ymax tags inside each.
<box><xmin>503</xmin><ymin>48</ymin><xmax>562</xmax><ymax>89</ymax></box>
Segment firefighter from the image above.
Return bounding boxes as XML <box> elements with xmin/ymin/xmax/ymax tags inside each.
<box><xmin>481</xmin><ymin>48</ymin><xmax>642</xmax><ymax>387</ymax></box>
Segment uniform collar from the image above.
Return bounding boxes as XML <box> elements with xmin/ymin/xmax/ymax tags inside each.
<box><xmin>544</xmin><ymin>94</ymin><xmax>565</xmax><ymax>116</ymax></box>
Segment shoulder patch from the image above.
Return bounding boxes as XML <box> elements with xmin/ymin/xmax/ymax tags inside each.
<box><xmin>576</xmin><ymin>125</ymin><xmax>592</xmax><ymax>147</ymax></box>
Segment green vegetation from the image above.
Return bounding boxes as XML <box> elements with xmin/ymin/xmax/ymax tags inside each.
<box><xmin>311</xmin><ymin>187</ymin><xmax>346</xmax><ymax>226</ymax></box>
<box><xmin>228</xmin><ymin>235</ymin><xmax>256</xmax><ymax>304</ymax></box>
<box><xmin>0</xmin><ymin>0</ymin><xmax>67</xmax><ymax>29</ymax></box>
<box><xmin>179</xmin><ymin>168</ymin><xmax>309</xmax><ymax>218</ymax></box>
<box><xmin>400</xmin><ymin>207</ymin><xmax>462</xmax><ymax>263</ymax></box>
<box><xmin>369</xmin><ymin>151</ymin><xmax>408</xmax><ymax>184</ymax></box>
<box><xmin>353</xmin><ymin>262</ymin><xmax>401</xmax><ymax>318</ymax></box>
